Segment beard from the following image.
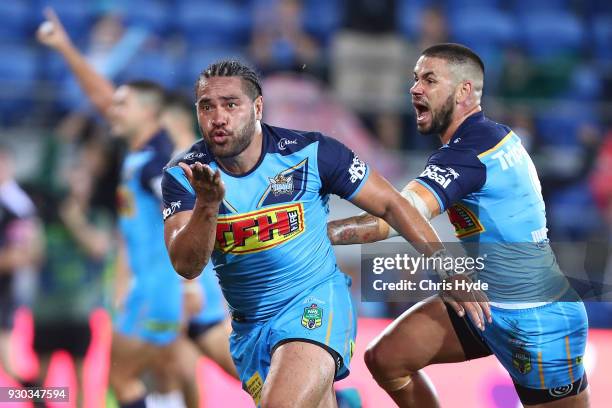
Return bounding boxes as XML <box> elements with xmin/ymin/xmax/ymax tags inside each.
<box><xmin>419</xmin><ymin>93</ymin><xmax>455</xmax><ymax>136</ymax></box>
<box><xmin>204</xmin><ymin>110</ymin><xmax>256</xmax><ymax>159</ymax></box>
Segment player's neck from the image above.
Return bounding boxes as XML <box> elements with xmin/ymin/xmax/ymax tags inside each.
<box><xmin>129</xmin><ymin>123</ymin><xmax>162</xmax><ymax>151</ymax></box>
<box><xmin>216</xmin><ymin>122</ymin><xmax>263</xmax><ymax>175</ymax></box>
<box><xmin>169</xmin><ymin>128</ymin><xmax>196</xmax><ymax>152</ymax></box>
<box><xmin>439</xmin><ymin>105</ymin><xmax>482</xmax><ymax>145</ymax></box>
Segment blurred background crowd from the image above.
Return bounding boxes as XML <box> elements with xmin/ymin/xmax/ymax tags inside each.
<box><xmin>0</xmin><ymin>0</ymin><xmax>611</xmax><ymax>364</ymax></box>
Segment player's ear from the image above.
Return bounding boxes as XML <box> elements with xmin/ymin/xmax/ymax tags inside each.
<box><xmin>254</xmin><ymin>95</ymin><xmax>263</xmax><ymax>121</ymax></box>
<box><xmin>456</xmin><ymin>80</ymin><xmax>472</xmax><ymax>104</ymax></box>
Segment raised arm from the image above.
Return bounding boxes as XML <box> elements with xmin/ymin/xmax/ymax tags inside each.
<box><xmin>163</xmin><ymin>162</ymin><xmax>223</xmax><ymax>279</ymax></box>
<box><xmin>329</xmin><ymin>180</ymin><xmax>441</xmax><ymax>246</ymax></box>
<box><xmin>36</xmin><ymin>8</ymin><xmax>115</xmax><ymax>118</ymax></box>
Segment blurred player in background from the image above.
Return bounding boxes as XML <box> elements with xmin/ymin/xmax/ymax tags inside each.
<box><xmin>0</xmin><ymin>144</ymin><xmax>43</xmax><ymax>384</ymax></box>
<box><xmin>37</xmin><ymin>9</ymin><xmax>185</xmax><ymax>408</ymax></box>
<box><xmin>37</xmin><ymin>9</ymin><xmax>238</xmax><ymax>408</ymax></box>
<box><xmin>161</xmin><ymin>59</ymin><xmax>478</xmax><ymax>407</ymax></box>
<box><xmin>327</xmin><ymin>43</ymin><xmax>589</xmax><ymax>408</ymax></box>
<box><xmin>32</xmin><ymin>137</ymin><xmax>114</xmax><ymax>408</ymax></box>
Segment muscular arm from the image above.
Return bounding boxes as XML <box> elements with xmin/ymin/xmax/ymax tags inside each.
<box><xmin>163</xmin><ymin>162</ymin><xmax>224</xmax><ymax>280</ymax></box>
<box><xmin>164</xmin><ymin>204</ymin><xmax>218</xmax><ymax>280</ymax></box>
<box><xmin>37</xmin><ymin>8</ymin><xmax>115</xmax><ymax>118</ymax></box>
<box><xmin>347</xmin><ymin>171</ymin><xmax>443</xmax><ymax>256</ymax></box>
<box><xmin>330</xmin><ymin>180</ymin><xmax>441</xmax><ymax>246</ymax></box>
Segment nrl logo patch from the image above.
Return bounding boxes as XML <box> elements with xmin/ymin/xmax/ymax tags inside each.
<box><xmin>301</xmin><ymin>304</ymin><xmax>323</xmax><ymax>330</ymax></box>
<box><xmin>269</xmin><ymin>173</ymin><xmax>294</xmax><ymax>196</ymax></box>
<box><xmin>512</xmin><ymin>347</ymin><xmax>532</xmax><ymax>374</ymax></box>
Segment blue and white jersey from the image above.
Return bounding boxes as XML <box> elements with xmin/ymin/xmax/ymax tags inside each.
<box><xmin>415</xmin><ymin>112</ymin><xmax>567</xmax><ymax>302</ymax></box>
<box><xmin>118</xmin><ymin>131</ymin><xmax>181</xmax><ymax>289</ymax></box>
<box><xmin>162</xmin><ymin>123</ymin><xmax>369</xmax><ymax>321</ymax></box>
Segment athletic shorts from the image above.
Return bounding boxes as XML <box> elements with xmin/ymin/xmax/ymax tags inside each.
<box><xmin>33</xmin><ymin>321</ymin><xmax>91</xmax><ymax>358</ymax></box>
<box><xmin>0</xmin><ymin>277</ymin><xmax>15</xmax><ymax>330</ymax></box>
<box><xmin>447</xmin><ymin>299</ymin><xmax>589</xmax><ymax>405</ymax></box>
<box><xmin>229</xmin><ymin>272</ymin><xmax>356</xmax><ymax>406</ymax></box>
<box><xmin>114</xmin><ymin>281</ymin><xmax>182</xmax><ymax>345</ymax></box>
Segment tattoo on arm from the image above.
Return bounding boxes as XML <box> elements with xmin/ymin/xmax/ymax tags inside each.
<box><xmin>327</xmin><ymin>214</ymin><xmax>385</xmax><ymax>245</ymax></box>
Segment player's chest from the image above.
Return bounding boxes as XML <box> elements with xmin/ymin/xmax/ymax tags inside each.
<box><xmin>216</xmin><ymin>155</ymin><xmax>321</xmax><ymax>215</ymax></box>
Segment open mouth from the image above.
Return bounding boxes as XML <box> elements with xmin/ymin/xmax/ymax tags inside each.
<box><xmin>413</xmin><ymin>101</ymin><xmax>430</xmax><ymax>123</ymax></box>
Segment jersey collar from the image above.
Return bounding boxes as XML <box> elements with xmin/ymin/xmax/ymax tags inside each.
<box><xmin>446</xmin><ymin>111</ymin><xmax>485</xmax><ymax>146</ymax></box>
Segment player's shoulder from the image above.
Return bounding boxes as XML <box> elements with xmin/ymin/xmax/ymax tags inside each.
<box><xmin>263</xmin><ymin>123</ymin><xmax>339</xmax><ymax>156</ymax></box>
<box><xmin>164</xmin><ymin>140</ymin><xmax>211</xmax><ymax>170</ymax></box>
<box><xmin>448</xmin><ymin>112</ymin><xmax>513</xmax><ymax>156</ymax></box>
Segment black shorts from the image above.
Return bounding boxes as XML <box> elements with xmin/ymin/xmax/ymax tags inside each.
<box><xmin>187</xmin><ymin>318</ymin><xmax>225</xmax><ymax>342</ymax></box>
<box><xmin>0</xmin><ymin>290</ymin><xmax>17</xmax><ymax>331</ymax></box>
<box><xmin>33</xmin><ymin>321</ymin><xmax>92</xmax><ymax>358</ymax></box>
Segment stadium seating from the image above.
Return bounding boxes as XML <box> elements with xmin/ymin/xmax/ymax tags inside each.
<box><xmin>396</xmin><ymin>0</ymin><xmax>429</xmax><ymax>39</ymax></box>
<box><xmin>116</xmin><ymin>0</ymin><xmax>170</xmax><ymax>35</ymax></box>
<box><xmin>0</xmin><ymin>0</ymin><xmax>33</xmax><ymax>43</ymax></box>
<box><xmin>592</xmin><ymin>16</ymin><xmax>612</xmax><ymax>65</ymax></box>
<box><xmin>0</xmin><ymin>45</ymin><xmax>39</xmax><ymax>123</ymax></box>
<box><xmin>519</xmin><ymin>11</ymin><xmax>584</xmax><ymax>61</ymax></box>
<box><xmin>176</xmin><ymin>0</ymin><xmax>252</xmax><ymax>49</ymax></box>
<box><xmin>302</xmin><ymin>0</ymin><xmax>343</xmax><ymax>45</ymax></box>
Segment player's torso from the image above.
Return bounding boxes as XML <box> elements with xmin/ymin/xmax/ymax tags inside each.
<box><xmin>209</xmin><ymin>129</ymin><xmax>338</xmax><ymax>318</ymax></box>
<box><xmin>117</xmin><ymin>135</ymin><xmax>175</xmax><ymax>281</ymax></box>
<box><xmin>450</xmin><ymin>132</ymin><xmax>548</xmax><ymax>243</ymax></box>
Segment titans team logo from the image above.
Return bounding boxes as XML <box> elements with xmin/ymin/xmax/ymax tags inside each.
<box><xmin>269</xmin><ymin>174</ymin><xmax>294</xmax><ymax>196</ymax></box>
<box><xmin>257</xmin><ymin>158</ymin><xmax>308</xmax><ymax>207</ymax></box>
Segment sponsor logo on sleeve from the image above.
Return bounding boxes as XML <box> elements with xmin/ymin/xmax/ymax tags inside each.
<box><xmin>162</xmin><ymin>200</ymin><xmax>182</xmax><ymax>220</ymax></box>
<box><xmin>419</xmin><ymin>164</ymin><xmax>459</xmax><ymax>189</ymax></box>
<box><xmin>348</xmin><ymin>155</ymin><xmax>367</xmax><ymax>183</ymax></box>
<box><xmin>447</xmin><ymin>203</ymin><xmax>485</xmax><ymax>239</ymax></box>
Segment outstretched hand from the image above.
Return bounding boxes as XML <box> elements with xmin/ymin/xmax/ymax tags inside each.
<box><xmin>442</xmin><ymin>274</ymin><xmax>492</xmax><ymax>331</ymax></box>
<box><xmin>36</xmin><ymin>7</ymin><xmax>72</xmax><ymax>51</ymax></box>
<box><xmin>179</xmin><ymin>162</ymin><xmax>225</xmax><ymax>207</ymax></box>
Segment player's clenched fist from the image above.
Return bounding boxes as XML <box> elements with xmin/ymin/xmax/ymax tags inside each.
<box><xmin>179</xmin><ymin>162</ymin><xmax>225</xmax><ymax>206</ymax></box>
<box><xmin>36</xmin><ymin>8</ymin><xmax>72</xmax><ymax>51</ymax></box>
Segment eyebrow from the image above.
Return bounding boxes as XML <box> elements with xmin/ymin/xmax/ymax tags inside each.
<box><xmin>196</xmin><ymin>95</ymin><xmax>240</xmax><ymax>104</ymax></box>
<box><xmin>414</xmin><ymin>70</ymin><xmax>437</xmax><ymax>78</ymax></box>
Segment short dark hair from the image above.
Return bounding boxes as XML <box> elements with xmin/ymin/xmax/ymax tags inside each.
<box><xmin>421</xmin><ymin>43</ymin><xmax>485</xmax><ymax>76</ymax></box>
<box><xmin>196</xmin><ymin>60</ymin><xmax>263</xmax><ymax>100</ymax></box>
<box><xmin>124</xmin><ymin>79</ymin><xmax>166</xmax><ymax>113</ymax></box>
<box><xmin>163</xmin><ymin>91</ymin><xmax>194</xmax><ymax>116</ymax></box>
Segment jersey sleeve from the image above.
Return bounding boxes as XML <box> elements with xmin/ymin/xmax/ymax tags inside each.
<box><xmin>161</xmin><ymin>165</ymin><xmax>196</xmax><ymax>221</ymax></box>
<box><xmin>141</xmin><ymin>152</ymin><xmax>170</xmax><ymax>200</ymax></box>
<box><xmin>317</xmin><ymin>134</ymin><xmax>370</xmax><ymax>199</ymax></box>
<box><xmin>415</xmin><ymin>147</ymin><xmax>486</xmax><ymax>212</ymax></box>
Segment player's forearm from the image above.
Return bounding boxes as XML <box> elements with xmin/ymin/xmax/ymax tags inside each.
<box><xmin>56</xmin><ymin>42</ymin><xmax>115</xmax><ymax>117</ymax></box>
<box><xmin>382</xmin><ymin>193</ymin><xmax>444</xmax><ymax>256</ymax></box>
<box><xmin>327</xmin><ymin>214</ymin><xmax>389</xmax><ymax>245</ymax></box>
<box><xmin>167</xmin><ymin>204</ymin><xmax>218</xmax><ymax>279</ymax></box>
